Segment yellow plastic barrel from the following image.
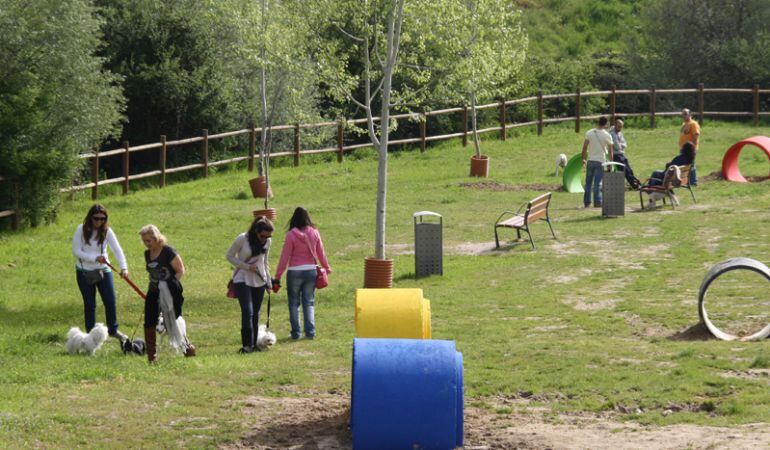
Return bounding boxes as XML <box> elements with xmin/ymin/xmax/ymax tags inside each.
<box><xmin>355</xmin><ymin>288</ymin><xmax>431</xmax><ymax>339</ymax></box>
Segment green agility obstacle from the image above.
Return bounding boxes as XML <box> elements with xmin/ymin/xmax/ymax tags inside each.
<box><xmin>562</xmin><ymin>153</ymin><xmax>584</xmax><ymax>193</ymax></box>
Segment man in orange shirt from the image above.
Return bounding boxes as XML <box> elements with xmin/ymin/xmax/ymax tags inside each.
<box><xmin>679</xmin><ymin>108</ymin><xmax>700</xmax><ymax>185</ymax></box>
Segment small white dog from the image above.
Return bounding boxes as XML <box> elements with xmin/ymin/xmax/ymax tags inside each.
<box><xmin>646</xmin><ymin>166</ymin><xmax>681</xmax><ymax>208</ymax></box>
<box><xmin>554</xmin><ymin>153</ymin><xmax>568</xmax><ymax>176</ymax></box>
<box><xmin>66</xmin><ymin>323</ymin><xmax>109</xmax><ymax>355</ymax></box>
<box><xmin>256</xmin><ymin>325</ymin><xmax>277</xmax><ymax>351</ymax></box>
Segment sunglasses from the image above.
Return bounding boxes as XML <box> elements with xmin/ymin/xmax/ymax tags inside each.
<box><xmin>92</xmin><ymin>216</ymin><xmax>107</xmax><ymax>222</ymax></box>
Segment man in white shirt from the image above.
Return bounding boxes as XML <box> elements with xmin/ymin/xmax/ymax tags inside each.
<box><xmin>581</xmin><ymin>116</ymin><xmax>613</xmax><ymax>207</ymax></box>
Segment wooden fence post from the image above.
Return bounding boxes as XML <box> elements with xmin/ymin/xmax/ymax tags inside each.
<box><xmin>122</xmin><ymin>141</ymin><xmax>130</xmax><ymax>195</ymax></box>
<box><xmin>462</xmin><ymin>106</ymin><xmax>468</xmax><ymax>147</ymax></box>
<box><xmin>337</xmin><ymin>121</ymin><xmax>344</xmax><ymax>163</ymax></box>
<box><xmin>537</xmin><ymin>90</ymin><xmax>544</xmax><ymax>136</ymax></box>
<box><xmin>294</xmin><ymin>123</ymin><xmax>301</xmax><ymax>166</ymax></box>
<box><xmin>248</xmin><ymin>120</ymin><xmax>256</xmax><ymax>172</ymax></box>
<box><xmin>753</xmin><ymin>84</ymin><xmax>760</xmax><ymax>127</ymax></box>
<box><xmin>650</xmin><ymin>86</ymin><xmax>656</xmax><ymax>129</ymax></box>
<box><xmin>159</xmin><ymin>135</ymin><xmax>166</xmax><ymax>188</ymax></box>
<box><xmin>12</xmin><ymin>180</ymin><xmax>20</xmax><ymax>230</ymax></box>
<box><xmin>499</xmin><ymin>98</ymin><xmax>506</xmax><ymax>141</ymax></box>
<box><xmin>698</xmin><ymin>83</ymin><xmax>705</xmax><ymax>126</ymax></box>
<box><xmin>575</xmin><ymin>87</ymin><xmax>581</xmax><ymax>133</ymax></box>
<box><xmin>610</xmin><ymin>85</ymin><xmax>617</xmax><ymax>124</ymax></box>
<box><xmin>202</xmin><ymin>129</ymin><xmax>209</xmax><ymax>178</ymax></box>
<box><xmin>420</xmin><ymin>113</ymin><xmax>427</xmax><ymax>152</ymax></box>
<box><xmin>92</xmin><ymin>150</ymin><xmax>99</xmax><ymax>201</ymax></box>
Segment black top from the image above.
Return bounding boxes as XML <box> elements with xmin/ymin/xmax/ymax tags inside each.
<box><xmin>145</xmin><ymin>245</ymin><xmax>178</xmax><ymax>285</ymax></box>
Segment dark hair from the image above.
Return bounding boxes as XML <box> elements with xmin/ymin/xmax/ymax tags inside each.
<box><xmin>82</xmin><ymin>204</ymin><xmax>109</xmax><ymax>246</ymax></box>
<box><xmin>681</xmin><ymin>141</ymin><xmax>697</xmax><ymax>163</ymax></box>
<box><xmin>288</xmin><ymin>207</ymin><xmax>314</xmax><ymax>230</ymax></box>
<box><xmin>598</xmin><ymin>116</ymin><xmax>609</xmax><ymax>126</ymax></box>
<box><xmin>247</xmin><ymin>216</ymin><xmax>274</xmax><ymax>257</ymax></box>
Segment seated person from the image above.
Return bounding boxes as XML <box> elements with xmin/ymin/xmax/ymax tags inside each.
<box><xmin>646</xmin><ymin>142</ymin><xmax>696</xmax><ymax>187</ymax></box>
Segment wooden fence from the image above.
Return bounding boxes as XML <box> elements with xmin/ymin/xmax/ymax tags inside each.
<box><xmin>2</xmin><ymin>84</ymin><xmax>768</xmax><ymax>227</ymax></box>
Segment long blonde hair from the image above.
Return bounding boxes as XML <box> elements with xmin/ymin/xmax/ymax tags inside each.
<box><xmin>138</xmin><ymin>224</ymin><xmax>167</xmax><ymax>247</ymax></box>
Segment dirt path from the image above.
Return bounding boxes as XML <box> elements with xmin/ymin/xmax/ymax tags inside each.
<box><xmin>222</xmin><ymin>394</ymin><xmax>770</xmax><ymax>449</ymax></box>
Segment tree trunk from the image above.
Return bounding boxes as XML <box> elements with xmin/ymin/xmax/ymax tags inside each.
<box><xmin>470</xmin><ymin>91</ymin><xmax>481</xmax><ymax>158</ymax></box>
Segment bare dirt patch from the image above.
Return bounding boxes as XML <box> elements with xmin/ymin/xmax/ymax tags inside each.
<box><xmin>224</xmin><ymin>394</ymin><xmax>770</xmax><ymax>449</ymax></box>
<box><xmin>456</xmin><ymin>181</ymin><xmax>564</xmax><ymax>192</ymax></box>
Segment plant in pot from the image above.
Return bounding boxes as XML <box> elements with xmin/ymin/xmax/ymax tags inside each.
<box><xmin>432</xmin><ymin>0</ymin><xmax>527</xmax><ymax>178</ymax></box>
<box><xmin>229</xmin><ymin>0</ymin><xmax>318</xmax><ymax>222</ymax></box>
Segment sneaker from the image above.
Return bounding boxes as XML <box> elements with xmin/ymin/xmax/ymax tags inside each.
<box><xmin>305</xmin><ymin>335</ymin><xmax>315</xmax><ymax>340</ymax></box>
<box><xmin>238</xmin><ymin>346</ymin><xmax>253</xmax><ymax>354</ymax></box>
<box><xmin>290</xmin><ymin>335</ymin><xmax>300</xmax><ymax>341</ymax></box>
<box><xmin>594</xmin><ymin>204</ymin><xmax>602</xmax><ymax>208</ymax></box>
<box><xmin>111</xmin><ymin>330</ymin><xmax>128</xmax><ymax>343</ymax></box>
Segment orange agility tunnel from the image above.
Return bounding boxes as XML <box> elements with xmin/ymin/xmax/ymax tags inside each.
<box><xmin>355</xmin><ymin>288</ymin><xmax>431</xmax><ymax>339</ymax></box>
<box><xmin>722</xmin><ymin>136</ymin><xmax>770</xmax><ymax>182</ymax></box>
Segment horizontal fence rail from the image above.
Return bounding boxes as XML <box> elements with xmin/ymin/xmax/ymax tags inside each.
<box><xmin>46</xmin><ymin>84</ymin><xmax>770</xmax><ymax>203</ymax></box>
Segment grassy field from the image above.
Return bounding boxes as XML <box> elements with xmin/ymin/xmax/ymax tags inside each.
<box><xmin>1</xmin><ymin>121</ymin><xmax>769</xmax><ymax>448</ymax></box>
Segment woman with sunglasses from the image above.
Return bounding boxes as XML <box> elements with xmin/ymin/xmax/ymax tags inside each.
<box><xmin>226</xmin><ymin>216</ymin><xmax>275</xmax><ymax>353</ymax></box>
<box><xmin>71</xmin><ymin>204</ymin><xmax>129</xmax><ymax>342</ymax></box>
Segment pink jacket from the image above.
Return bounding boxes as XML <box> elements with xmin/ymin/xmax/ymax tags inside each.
<box><xmin>274</xmin><ymin>226</ymin><xmax>331</xmax><ymax>280</ymax></box>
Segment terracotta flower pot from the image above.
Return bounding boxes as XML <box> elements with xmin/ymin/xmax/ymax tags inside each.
<box><xmin>252</xmin><ymin>208</ymin><xmax>277</xmax><ymax>222</ymax></box>
<box><xmin>470</xmin><ymin>154</ymin><xmax>489</xmax><ymax>178</ymax></box>
<box><xmin>248</xmin><ymin>176</ymin><xmax>273</xmax><ymax>199</ymax></box>
<box><xmin>363</xmin><ymin>257</ymin><xmax>394</xmax><ymax>289</ymax></box>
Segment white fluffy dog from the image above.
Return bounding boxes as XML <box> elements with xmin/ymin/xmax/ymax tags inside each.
<box><xmin>66</xmin><ymin>323</ymin><xmax>109</xmax><ymax>355</ymax></box>
<box><xmin>646</xmin><ymin>166</ymin><xmax>681</xmax><ymax>208</ymax></box>
<box><xmin>256</xmin><ymin>325</ymin><xmax>277</xmax><ymax>351</ymax></box>
<box><xmin>554</xmin><ymin>153</ymin><xmax>568</xmax><ymax>176</ymax></box>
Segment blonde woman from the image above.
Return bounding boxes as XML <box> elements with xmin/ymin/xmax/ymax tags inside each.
<box><xmin>139</xmin><ymin>224</ymin><xmax>195</xmax><ymax>363</ymax></box>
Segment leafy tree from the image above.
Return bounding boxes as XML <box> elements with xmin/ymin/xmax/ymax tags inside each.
<box><xmin>0</xmin><ymin>0</ymin><xmax>123</xmax><ymax>226</ymax></box>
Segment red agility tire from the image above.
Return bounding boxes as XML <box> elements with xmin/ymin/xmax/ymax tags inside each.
<box><xmin>722</xmin><ymin>136</ymin><xmax>770</xmax><ymax>182</ymax></box>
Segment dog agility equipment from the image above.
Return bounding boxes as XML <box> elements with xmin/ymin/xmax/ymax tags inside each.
<box><xmin>494</xmin><ymin>192</ymin><xmax>556</xmax><ymax>250</ymax></box>
<box><xmin>414</xmin><ymin>211</ymin><xmax>443</xmax><ymax>277</ymax></box>
<box><xmin>639</xmin><ymin>164</ymin><xmax>696</xmax><ymax>210</ymax></box>
<box><xmin>722</xmin><ymin>136</ymin><xmax>770</xmax><ymax>182</ymax></box>
<box><xmin>355</xmin><ymin>289</ymin><xmax>431</xmax><ymax>339</ymax></box>
<box><xmin>698</xmin><ymin>258</ymin><xmax>770</xmax><ymax>341</ymax></box>
<box><xmin>562</xmin><ymin>153</ymin><xmax>585</xmax><ymax>193</ymax></box>
<box><xmin>351</xmin><ymin>338</ymin><xmax>463</xmax><ymax>450</ymax></box>
<box><xmin>601</xmin><ymin>162</ymin><xmax>625</xmax><ymax>217</ymax></box>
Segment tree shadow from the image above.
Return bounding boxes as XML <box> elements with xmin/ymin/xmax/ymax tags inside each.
<box><xmin>668</xmin><ymin>322</ymin><xmax>714</xmax><ymax>341</ymax></box>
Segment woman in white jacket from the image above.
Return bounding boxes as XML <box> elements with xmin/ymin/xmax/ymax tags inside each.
<box><xmin>72</xmin><ymin>204</ymin><xmax>128</xmax><ymax>341</ymax></box>
<box><xmin>226</xmin><ymin>216</ymin><xmax>274</xmax><ymax>353</ymax></box>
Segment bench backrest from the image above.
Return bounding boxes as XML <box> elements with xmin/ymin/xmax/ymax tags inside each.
<box><xmin>524</xmin><ymin>192</ymin><xmax>552</xmax><ymax>224</ymax></box>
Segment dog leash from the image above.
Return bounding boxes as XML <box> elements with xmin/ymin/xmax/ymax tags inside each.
<box><xmin>104</xmin><ymin>261</ymin><xmax>146</xmax><ymax>344</ymax></box>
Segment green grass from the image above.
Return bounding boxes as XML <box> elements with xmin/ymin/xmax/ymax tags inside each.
<box><xmin>1</xmin><ymin>121</ymin><xmax>769</xmax><ymax>447</ymax></box>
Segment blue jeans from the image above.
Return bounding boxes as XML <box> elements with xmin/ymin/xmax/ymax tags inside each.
<box><xmin>75</xmin><ymin>269</ymin><xmax>119</xmax><ymax>335</ymax></box>
<box><xmin>584</xmin><ymin>160</ymin><xmax>604</xmax><ymax>206</ymax></box>
<box><xmin>287</xmin><ymin>269</ymin><xmax>316</xmax><ymax>339</ymax></box>
<box><xmin>235</xmin><ymin>283</ymin><xmax>265</xmax><ymax>348</ymax></box>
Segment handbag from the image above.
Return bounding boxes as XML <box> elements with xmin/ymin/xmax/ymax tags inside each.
<box><xmin>82</xmin><ymin>269</ymin><xmax>104</xmax><ymax>285</ymax></box>
<box><xmin>300</xmin><ymin>231</ymin><xmax>328</xmax><ymax>290</ymax></box>
<box><xmin>226</xmin><ymin>269</ymin><xmax>240</xmax><ymax>298</ymax></box>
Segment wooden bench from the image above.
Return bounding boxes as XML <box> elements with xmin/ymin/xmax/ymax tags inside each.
<box><xmin>494</xmin><ymin>192</ymin><xmax>556</xmax><ymax>249</ymax></box>
<box><xmin>639</xmin><ymin>164</ymin><xmax>697</xmax><ymax>210</ymax></box>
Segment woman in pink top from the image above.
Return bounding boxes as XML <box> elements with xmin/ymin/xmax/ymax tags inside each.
<box><xmin>274</xmin><ymin>207</ymin><xmax>331</xmax><ymax>340</ymax></box>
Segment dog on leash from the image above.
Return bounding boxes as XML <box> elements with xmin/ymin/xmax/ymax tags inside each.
<box><xmin>256</xmin><ymin>325</ymin><xmax>277</xmax><ymax>351</ymax></box>
<box><xmin>66</xmin><ymin>323</ymin><xmax>108</xmax><ymax>355</ymax></box>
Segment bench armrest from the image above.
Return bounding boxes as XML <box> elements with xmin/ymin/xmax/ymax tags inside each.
<box><xmin>495</xmin><ymin>210</ymin><xmax>518</xmax><ymax>224</ymax></box>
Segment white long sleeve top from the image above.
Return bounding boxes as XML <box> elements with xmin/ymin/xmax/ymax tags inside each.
<box><xmin>226</xmin><ymin>233</ymin><xmax>271</xmax><ymax>288</ymax></box>
<box><xmin>72</xmin><ymin>224</ymin><xmax>128</xmax><ymax>271</ymax></box>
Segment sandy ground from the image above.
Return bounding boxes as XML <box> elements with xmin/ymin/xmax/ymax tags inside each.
<box><xmin>222</xmin><ymin>393</ymin><xmax>770</xmax><ymax>450</ymax></box>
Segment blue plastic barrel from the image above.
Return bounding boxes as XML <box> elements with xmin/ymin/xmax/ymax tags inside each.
<box><xmin>351</xmin><ymin>338</ymin><xmax>464</xmax><ymax>450</ymax></box>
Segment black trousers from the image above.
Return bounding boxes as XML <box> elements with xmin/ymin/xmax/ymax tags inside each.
<box><xmin>235</xmin><ymin>283</ymin><xmax>266</xmax><ymax>348</ymax></box>
<box><xmin>613</xmin><ymin>153</ymin><xmax>640</xmax><ymax>187</ymax></box>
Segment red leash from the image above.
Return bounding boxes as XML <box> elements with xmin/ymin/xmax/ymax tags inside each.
<box><xmin>104</xmin><ymin>261</ymin><xmax>147</xmax><ymax>300</ymax></box>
